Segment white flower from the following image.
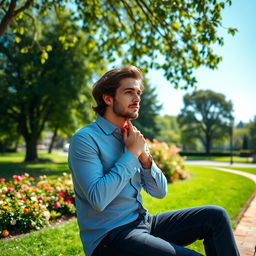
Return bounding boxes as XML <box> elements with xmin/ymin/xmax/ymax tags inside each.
<box><xmin>30</xmin><ymin>221</ymin><xmax>36</xmax><ymax>227</ymax></box>
<box><xmin>31</xmin><ymin>197</ymin><xmax>37</xmax><ymax>201</ymax></box>
<box><xmin>0</xmin><ymin>200</ymin><xmax>3</xmax><ymax>205</ymax></box>
<box><xmin>42</xmin><ymin>211</ymin><xmax>51</xmax><ymax>220</ymax></box>
<box><xmin>10</xmin><ymin>219</ymin><xmax>17</xmax><ymax>225</ymax></box>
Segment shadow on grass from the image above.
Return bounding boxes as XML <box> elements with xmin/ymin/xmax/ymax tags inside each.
<box><xmin>0</xmin><ymin>161</ymin><xmax>69</xmax><ymax>180</ymax></box>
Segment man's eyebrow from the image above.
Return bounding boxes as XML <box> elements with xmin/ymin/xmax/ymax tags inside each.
<box><xmin>123</xmin><ymin>87</ymin><xmax>142</xmax><ymax>93</ymax></box>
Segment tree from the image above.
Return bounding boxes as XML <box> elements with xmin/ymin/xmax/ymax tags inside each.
<box><xmin>133</xmin><ymin>82</ymin><xmax>162</xmax><ymax>140</ymax></box>
<box><xmin>0</xmin><ymin>0</ymin><xmax>237</xmax><ymax>88</ymax></box>
<box><xmin>155</xmin><ymin>115</ymin><xmax>181</xmax><ymax>145</ymax></box>
<box><xmin>0</xmin><ymin>14</ymin><xmax>104</xmax><ymax>161</ymax></box>
<box><xmin>177</xmin><ymin>90</ymin><xmax>233</xmax><ymax>154</ymax></box>
<box><xmin>248</xmin><ymin>116</ymin><xmax>256</xmax><ymax>152</ymax></box>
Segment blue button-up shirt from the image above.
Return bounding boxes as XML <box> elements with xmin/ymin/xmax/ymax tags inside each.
<box><xmin>68</xmin><ymin>115</ymin><xmax>167</xmax><ymax>256</ymax></box>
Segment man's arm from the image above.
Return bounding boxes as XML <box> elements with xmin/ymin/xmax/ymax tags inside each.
<box><xmin>139</xmin><ymin>149</ymin><xmax>168</xmax><ymax>199</ymax></box>
<box><xmin>126</xmin><ymin>121</ymin><xmax>168</xmax><ymax>199</ymax></box>
<box><xmin>68</xmin><ymin>133</ymin><xmax>141</xmax><ymax>212</ymax></box>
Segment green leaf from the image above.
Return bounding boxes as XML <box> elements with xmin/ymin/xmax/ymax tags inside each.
<box><xmin>20</xmin><ymin>47</ymin><xmax>29</xmax><ymax>54</ymax></box>
<box><xmin>19</xmin><ymin>27</ymin><xmax>25</xmax><ymax>35</ymax></box>
<box><xmin>46</xmin><ymin>45</ymin><xmax>52</xmax><ymax>52</ymax></box>
<box><xmin>41</xmin><ymin>58</ymin><xmax>46</xmax><ymax>64</ymax></box>
<box><xmin>228</xmin><ymin>28</ymin><xmax>238</xmax><ymax>36</ymax></box>
<box><xmin>41</xmin><ymin>51</ymin><xmax>48</xmax><ymax>60</ymax></box>
<box><xmin>15</xmin><ymin>37</ymin><xmax>21</xmax><ymax>43</ymax></box>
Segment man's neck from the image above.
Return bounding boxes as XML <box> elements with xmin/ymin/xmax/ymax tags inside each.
<box><xmin>103</xmin><ymin>111</ymin><xmax>127</xmax><ymax>128</ymax></box>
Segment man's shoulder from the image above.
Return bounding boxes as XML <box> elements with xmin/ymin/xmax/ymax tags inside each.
<box><xmin>73</xmin><ymin>122</ymin><xmax>100</xmax><ymax>139</ymax></box>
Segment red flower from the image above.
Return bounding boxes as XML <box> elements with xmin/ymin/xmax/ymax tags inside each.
<box><xmin>13</xmin><ymin>175</ymin><xmax>22</xmax><ymax>182</ymax></box>
<box><xmin>54</xmin><ymin>201</ymin><xmax>61</xmax><ymax>208</ymax></box>
<box><xmin>59</xmin><ymin>192</ymin><xmax>65</xmax><ymax>197</ymax></box>
<box><xmin>37</xmin><ymin>196</ymin><xmax>43</xmax><ymax>201</ymax></box>
<box><xmin>7</xmin><ymin>187</ymin><xmax>15</xmax><ymax>192</ymax></box>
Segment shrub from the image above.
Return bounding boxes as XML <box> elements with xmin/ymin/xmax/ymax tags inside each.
<box><xmin>147</xmin><ymin>139</ymin><xmax>190</xmax><ymax>183</ymax></box>
<box><xmin>0</xmin><ymin>173</ymin><xmax>75</xmax><ymax>238</ymax></box>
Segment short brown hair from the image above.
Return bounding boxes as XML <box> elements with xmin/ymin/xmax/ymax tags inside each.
<box><xmin>92</xmin><ymin>65</ymin><xmax>144</xmax><ymax>116</ymax></box>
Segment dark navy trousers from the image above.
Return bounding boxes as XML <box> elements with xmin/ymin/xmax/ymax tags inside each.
<box><xmin>92</xmin><ymin>205</ymin><xmax>240</xmax><ymax>256</ymax></box>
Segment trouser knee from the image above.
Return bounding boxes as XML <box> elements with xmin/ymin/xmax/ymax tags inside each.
<box><xmin>204</xmin><ymin>205</ymin><xmax>230</xmax><ymax>228</ymax></box>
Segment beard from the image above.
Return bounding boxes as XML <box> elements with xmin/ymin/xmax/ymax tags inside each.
<box><xmin>112</xmin><ymin>98</ymin><xmax>139</xmax><ymax>119</ymax></box>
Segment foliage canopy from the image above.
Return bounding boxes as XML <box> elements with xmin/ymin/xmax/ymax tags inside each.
<box><xmin>0</xmin><ymin>0</ymin><xmax>237</xmax><ymax>88</ymax></box>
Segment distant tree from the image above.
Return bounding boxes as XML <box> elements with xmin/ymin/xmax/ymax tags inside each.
<box><xmin>0</xmin><ymin>0</ymin><xmax>237</xmax><ymax>88</ymax></box>
<box><xmin>248</xmin><ymin>116</ymin><xmax>256</xmax><ymax>152</ymax></box>
<box><xmin>178</xmin><ymin>90</ymin><xmax>233</xmax><ymax>154</ymax></box>
<box><xmin>155</xmin><ymin>115</ymin><xmax>181</xmax><ymax>145</ymax></box>
<box><xmin>0</xmin><ymin>14</ymin><xmax>104</xmax><ymax>161</ymax></box>
<box><xmin>133</xmin><ymin>82</ymin><xmax>162</xmax><ymax>140</ymax></box>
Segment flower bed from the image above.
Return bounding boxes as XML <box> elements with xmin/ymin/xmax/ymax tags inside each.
<box><xmin>147</xmin><ymin>139</ymin><xmax>190</xmax><ymax>182</ymax></box>
<box><xmin>0</xmin><ymin>173</ymin><xmax>75</xmax><ymax>238</ymax></box>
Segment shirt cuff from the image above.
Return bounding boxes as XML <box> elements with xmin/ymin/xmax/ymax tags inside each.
<box><xmin>141</xmin><ymin>161</ymin><xmax>162</xmax><ymax>178</ymax></box>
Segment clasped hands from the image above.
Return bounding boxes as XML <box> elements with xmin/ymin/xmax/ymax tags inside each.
<box><xmin>123</xmin><ymin>120</ymin><xmax>152</xmax><ymax>169</ymax></box>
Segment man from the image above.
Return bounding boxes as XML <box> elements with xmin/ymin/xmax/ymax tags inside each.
<box><xmin>68</xmin><ymin>66</ymin><xmax>240</xmax><ymax>256</ymax></box>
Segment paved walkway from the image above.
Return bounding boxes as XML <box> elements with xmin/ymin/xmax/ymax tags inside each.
<box><xmin>185</xmin><ymin>160</ymin><xmax>256</xmax><ymax>168</ymax></box>
<box><xmin>198</xmin><ymin>165</ymin><xmax>256</xmax><ymax>256</ymax></box>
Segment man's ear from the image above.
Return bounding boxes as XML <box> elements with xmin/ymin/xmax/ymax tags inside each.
<box><xmin>102</xmin><ymin>94</ymin><xmax>113</xmax><ymax>106</ymax></box>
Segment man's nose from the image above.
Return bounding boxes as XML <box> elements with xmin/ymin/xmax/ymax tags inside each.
<box><xmin>133</xmin><ymin>94</ymin><xmax>141</xmax><ymax>103</ymax></box>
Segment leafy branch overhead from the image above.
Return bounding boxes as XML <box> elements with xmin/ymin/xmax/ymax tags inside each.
<box><xmin>0</xmin><ymin>0</ymin><xmax>237</xmax><ymax>88</ymax></box>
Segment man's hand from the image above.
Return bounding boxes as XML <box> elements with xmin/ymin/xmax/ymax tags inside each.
<box><xmin>123</xmin><ymin>120</ymin><xmax>145</xmax><ymax>158</ymax></box>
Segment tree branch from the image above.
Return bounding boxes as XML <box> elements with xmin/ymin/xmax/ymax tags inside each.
<box><xmin>13</xmin><ymin>0</ymin><xmax>33</xmax><ymax>16</ymax></box>
<box><xmin>0</xmin><ymin>0</ymin><xmax>16</xmax><ymax>35</ymax></box>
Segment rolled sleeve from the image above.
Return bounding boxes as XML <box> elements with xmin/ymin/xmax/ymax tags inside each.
<box><xmin>141</xmin><ymin>161</ymin><xmax>168</xmax><ymax>199</ymax></box>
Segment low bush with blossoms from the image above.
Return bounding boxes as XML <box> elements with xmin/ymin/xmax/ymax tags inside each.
<box><xmin>147</xmin><ymin>139</ymin><xmax>190</xmax><ymax>183</ymax></box>
<box><xmin>0</xmin><ymin>173</ymin><xmax>75</xmax><ymax>238</ymax></box>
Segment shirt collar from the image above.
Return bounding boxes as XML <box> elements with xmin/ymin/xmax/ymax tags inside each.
<box><xmin>96</xmin><ymin>115</ymin><xmax>121</xmax><ymax>135</ymax></box>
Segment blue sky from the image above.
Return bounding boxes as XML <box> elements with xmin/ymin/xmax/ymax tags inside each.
<box><xmin>147</xmin><ymin>0</ymin><xmax>256</xmax><ymax>124</ymax></box>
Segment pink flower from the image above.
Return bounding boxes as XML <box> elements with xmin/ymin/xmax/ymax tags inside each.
<box><xmin>59</xmin><ymin>192</ymin><xmax>65</xmax><ymax>197</ymax></box>
<box><xmin>66</xmin><ymin>200</ymin><xmax>72</xmax><ymax>205</ymax></box>
<box><xmin>22</xmin><ymin>198</ymin><xmax>27</xmax><ymax>202</ymax></box>
<box><xmin>21</xmin><ymin>184</ymin><xmax>28</xmax><ymax>190</ymax></box>
<box><xmin>37</xmin><ymin>196</ymin><xmax>43</xmax><ymax>201</ymax></box>
<box><xmin>54</xmin><ymin>201</ymin><xmax>61</xmax><ymax>208</ymax></box>
<box><xmin>0</xmin><ymin>178</ymin><xmax>5</xmax><ymax>182</ymax></box>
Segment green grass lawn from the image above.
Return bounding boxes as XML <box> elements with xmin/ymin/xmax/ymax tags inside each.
<box><xmin>186</xmin><ymin>155</ymin><xmax>253</xmax><ymax>163</ymax></box>
<box><xmin>0</xmin><ymin>152</ymin><xmax>69</xmax><ymax>180</ymax></box>
<box><xmin>0</xmin><ymin>157</ymin><xmax>255</xmax><ymax>256</ymax></box>
<box><xmin>221</xmin><ymin>167</ymin><xmax>256</xmax><ymax>175</ymax></box>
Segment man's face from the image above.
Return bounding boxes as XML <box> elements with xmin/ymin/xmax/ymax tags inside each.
<box><xmin>112</xmin><ymin>78</ymin><xmax>142</xmax><ymax>120</ymax></box>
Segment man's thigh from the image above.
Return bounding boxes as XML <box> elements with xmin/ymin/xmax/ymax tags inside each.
<box><xmin>108</xmin><ymin>226</ymin><xmax>202</xmax><ymax>256</ymax></box>
<box><xmin>151</xmin><ymin>205</ymin><xmax>225</xmax><ymax>246</ymax></box>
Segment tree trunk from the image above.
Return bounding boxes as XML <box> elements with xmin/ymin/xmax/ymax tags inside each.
<box><xmin>205</xmin><ymin>134</ymin><xmax>211</xmax><ymax>156</ymax></box>
<box><xmin>24</xmin><ymin>136</ymin><xmax>38</xmax><ymax>162</ymax></box>
<box><xmin>48</xmin><ymin>125</ymin><xmax>58</xmax><ymax>153</ymax></box>
<box><xmin>14</xmin><ymin>136</ymin><xmax>19</xmax><ymax>152</ymax></box>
